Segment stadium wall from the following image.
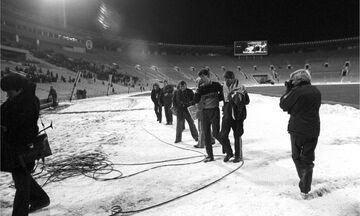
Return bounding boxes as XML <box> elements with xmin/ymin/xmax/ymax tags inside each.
<box><xmin>0</xmin><ymin>45</ymin><xmax>29</xmax><ymax>61</ymax></box>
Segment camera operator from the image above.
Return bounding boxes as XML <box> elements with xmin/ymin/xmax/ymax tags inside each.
<box><xmin>280</xmin><ymin>69</ymin><xmax>321</xmax><ymax>199</ymax></box>
<box><xmin>1</xmin><ymin>74</ymin><xmax>50</xmax><ymax>215</ymax></box>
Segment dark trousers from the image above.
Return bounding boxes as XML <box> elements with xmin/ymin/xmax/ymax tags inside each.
<box><xmin>202</xmin><ymin>108</ymin><xmax>221</xmax><ymax>158</ymax></box>
<box><xmin>164</xmin><ymin>104</ymin><xmax>173</xmax><ymax>123</ymax></box>
<box><xmin>176</xmin><ymin>110</ymin><xmax>198</xmax><ymax>141</ymax></box>
<box><xmin>154</xmin><ymin>103</ymin><xmax>162</xmax><ymax>122</ymax></box>
<box><xmin>197</xmin><ymin>119</ymin><xmax>215</xmax><ymax>148</ymax></box>
<box><xmin>220</xmin><ymin>118</ymin><xmax>244</xmax><ymax>158</ymax></box>
<box><xmin>11</xmin><ymin>167</ymin><xmax>49</xmax><ymax>216</ymax></box>
<box><xmin>290</xmin><ymin>134</ymin><xmax>318</xmax><ymax>193</ymax></box>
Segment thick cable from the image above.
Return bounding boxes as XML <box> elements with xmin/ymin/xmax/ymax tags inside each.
<box><xmin>108</xmin><ymin>127</ymin><xmax>245</xmax><ymax>215</ymax></box>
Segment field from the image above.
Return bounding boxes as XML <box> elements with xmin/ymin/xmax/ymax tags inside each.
<box><xmin>1</xmin><ymin>92</ymin><xmax>359</xmax><ymax>216</ymax></box>
<box><xmin>247</xmin><ymin>83</ymin><xmax>359</xmax><ymax>108</ymax></box>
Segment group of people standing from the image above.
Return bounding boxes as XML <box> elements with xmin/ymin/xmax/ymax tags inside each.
<box><xmin>151</xmin><ymin>80</ymin><xmax>174</xmax><ymax>125</ymax></box>
<box><xmin>0</xmin><ymin>66</ymin><xmax>322</xmax><ymax>216</ymax></box>
<box><xmin>193</xmin><ymin>69</ymin><xmax>250</xmax><ymax>163</ymax></box>
<box><xmin>151</xmin><ymin>68</ymin><xmax>321</xmax><ymax>198</ymax></box>
<box><xmin>151</xmin><ymin>68</ymin><xmax>250</xmax><ymax>163</ymax></box>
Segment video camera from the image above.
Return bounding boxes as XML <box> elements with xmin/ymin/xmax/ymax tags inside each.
<box><xmin>284</xmin><ymin>80</ymin><xmax>294</xmax><ymax>91</ymax></box>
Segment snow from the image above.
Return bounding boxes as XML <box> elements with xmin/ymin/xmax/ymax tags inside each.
<box><xmin>1</xmin><ymin>92</ymin><xmax>360</xmax><ymax>216</ymax></box>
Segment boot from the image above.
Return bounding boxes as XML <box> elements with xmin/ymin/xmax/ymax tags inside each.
<box><xmin>223</xmin><ymin>153</ymin><xmax>233</xmax><ymax>162</ymax></box>
<box><xmin>204</xmin><ymin>156</ymin><xmax>214</xmax><ymax>162</ymax></box>
<box><xmin>233</xmin><ymin>157</ymin><xmax>242</xmax><ymax>163</ymax></box>
<box><xmin>303</xmin><ymin>169</ymin><xmax>313</xmax><ymax>193</ymax></box>
<box><xmin>29</xmin><ymin>199</ymin><xmax>50</xmax><ymax>213</ymax></box>
<box><xmin>298</xmin><ymin>169</ymin><xmax>306</xmax><ymax>193</ymax></box>
<box><xmin>299</xmin><ymin>168</ymin><xmax>313</xmax><ymax>194</ymax></box>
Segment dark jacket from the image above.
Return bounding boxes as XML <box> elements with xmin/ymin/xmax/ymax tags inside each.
<box><xmin>194</xmin><ymin>81</ymin><xmax>223</xmax><ymax>109</ymax></box>
<box><xmin>48</xmin><ymin>88</ymin><xmax>57</xmax><ymax>100</ymax></box>
<box><xmin>1</xmin><ymin>82</ymin><xmax>40</xmax><ymax>171</ymax></box>
<box><xmin>151</xmin><ymin>86</ymin><xmax>162</xmax><ymax>106</ymax></box>
<box><xmin>161</xmin><ymin>84</ymin><xmax>174</xmax><ymax>106</ymax></box>
<box><xmin>223</xmin><ymin>91</ymin><xmax>250</xmax><ymax>121</ymax></box>
<box><xmin>173</xmin><ymin>88</ymin><xmax>195</xmax><ymax>112</ymax></box>
<box><xmin>280</xmin><ymin>83</ymin><xmax>321</xmax><ymax>137</ymax></box>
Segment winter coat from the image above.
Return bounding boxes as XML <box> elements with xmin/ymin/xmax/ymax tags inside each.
<box><xmin>194</xmin><ymin>81</ymin><xmax>223</xmax><ymax>109</ymax></box>
<box><xmin>172</xmin><ymin>88</ymin><xmax>195</xmax><ymax>113</ymax></box>
<box><xmin>151</xmin><ymin>87</ymin><xmax>162</xmax><ymax>106</ymax></box>
<box><xmin>161</xmin><ymin>85</ymin><xmax>174</xmax><ymax>106</ymax></box>
<box><xmin>1</xmin><ymin>82</ymin><xmax>40</xmax><ymax>171</ymax></box>
<box><xmin>222</xmin><ymin>80</ymin><xmax>250</xmax><ymax>121</ymax></box>
<box><xmin>48</xmin><ymin>88</ymin><xmax>57</xmax><ymax>101</ymax></box>
<box><xmin>280</xmin><ymin>83</ymin><xmax>321</xmax><ymax>137</ymax></box>
<box><xmin>223</xmin><ymin>92</ymin><xmax>250</xmax><ymax>122</ymax></box>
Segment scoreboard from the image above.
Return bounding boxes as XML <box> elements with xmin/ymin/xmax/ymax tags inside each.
<box><xmin>234</xmin><ymin>41</ymin><xmax>268</xmax><ymax>56</ymax></box>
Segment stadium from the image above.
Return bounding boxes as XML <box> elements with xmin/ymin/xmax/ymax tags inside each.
<box><xmin>0</xmin><ymin>0</ymin><xmax>359</xmax><ymax>215</ymax></box>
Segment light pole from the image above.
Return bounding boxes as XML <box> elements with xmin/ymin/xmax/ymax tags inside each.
<box><xmin>62</xmin><ymin>0</ymin><xmax>67</xmax><ymax>28</ymax></box>
<box><xmin>46</xmin><ymin>0</ymin><xmax>67</xmax><ymax>28</ymax></box>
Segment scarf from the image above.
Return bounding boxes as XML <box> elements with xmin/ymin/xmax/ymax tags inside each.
<box><xmin>223</xmin><ymin>79</ymin><xmax>246</xmax><ymax>119</ymax></box>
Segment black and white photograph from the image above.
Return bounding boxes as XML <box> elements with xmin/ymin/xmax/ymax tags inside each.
<box><xmin>0</xmin><ymin>0</ymin><xmax>359</xmax><ymax>215</ymax></box>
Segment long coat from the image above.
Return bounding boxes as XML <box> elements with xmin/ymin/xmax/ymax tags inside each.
<box><xmin>161</xmin><ymin>84</ymin><xmax>174</xmax><ymax>106</ymax></box>
<box><xmin>1</xmin><ymin>82</ymin><xmax>40</xmax><ymax>171</ymax></box>
<box><xmin>151</xmin><ymin>88</ymin><xmax>162</xmax><ymax>106</ymax></box>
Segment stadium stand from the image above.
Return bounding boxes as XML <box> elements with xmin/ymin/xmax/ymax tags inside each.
<box><xmin>1</xmin><ymin>1</ymin><xmax>359</xmax><ymax>105</ymax></box>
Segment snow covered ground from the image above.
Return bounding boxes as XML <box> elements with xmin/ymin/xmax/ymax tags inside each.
<box><xmin>1</xmin><ymin>92</ymin><xmax>360</xmax><ymax>216</ymax></box>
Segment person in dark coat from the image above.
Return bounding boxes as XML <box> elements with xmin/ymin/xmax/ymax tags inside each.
<box><xmin>160</xmin><ymin>80</ymin><xmax>174</xmax><ymax>125</ymax></box>
<box><xmin>151</xmin><ymin>83</ymin><xmax>163</xmax><ymax>123</ymax></box>
<box><xmin>220</xmin><ymin>71</ymin><xmax>250</xmax><ymax>163</ymax></box>
<box><xmin>194</xmin><ymin>69</ymin><xmax>224</xmax><ymax>162</ymax></box>
<box><xmin>1</xmin><ymin>74</ymin><xmax>50</xmax><ymax>215</ymax></box>
<box><xmin>280</xmin><ymin>69</ymin><xmax>321</xmax><ymax>199</ymax></box>
<box><xmin>48</xmin><ymin>86</ymin><xmax>58</xmax><ymax>107</ymax></box>
<box><xmin>172</xmin><ymin>80</ymin><xmax>199</xmax><ymax>143</ymax></box>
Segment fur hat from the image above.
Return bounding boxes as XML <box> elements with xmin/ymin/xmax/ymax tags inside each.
<box><xmin>1</xmin><ymin>74</ymin><xmax>28</xmax><ymax>91</ymax></box>
<box><xmin>224</xmin><ymin>70</ymin><xmax>235</xmax><ymax>79</ymax></box>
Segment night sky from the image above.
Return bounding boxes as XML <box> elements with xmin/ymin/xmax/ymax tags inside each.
<box><xmin>4</xmin><ymin>0</ymin><xmax>360</xmax><ymax>45</ymax></box>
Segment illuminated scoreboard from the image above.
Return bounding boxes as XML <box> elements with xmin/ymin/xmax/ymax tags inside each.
<box><xmin>234</xmin><ymin>41</ymin><xmax>268</xmax><ymax>56</ymax></box>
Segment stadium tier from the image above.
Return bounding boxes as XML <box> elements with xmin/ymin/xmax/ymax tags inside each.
<box><xmin>1</xmin><ymin>1</ymin><xmax>359</xmax><ymax>103</ymax></box>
